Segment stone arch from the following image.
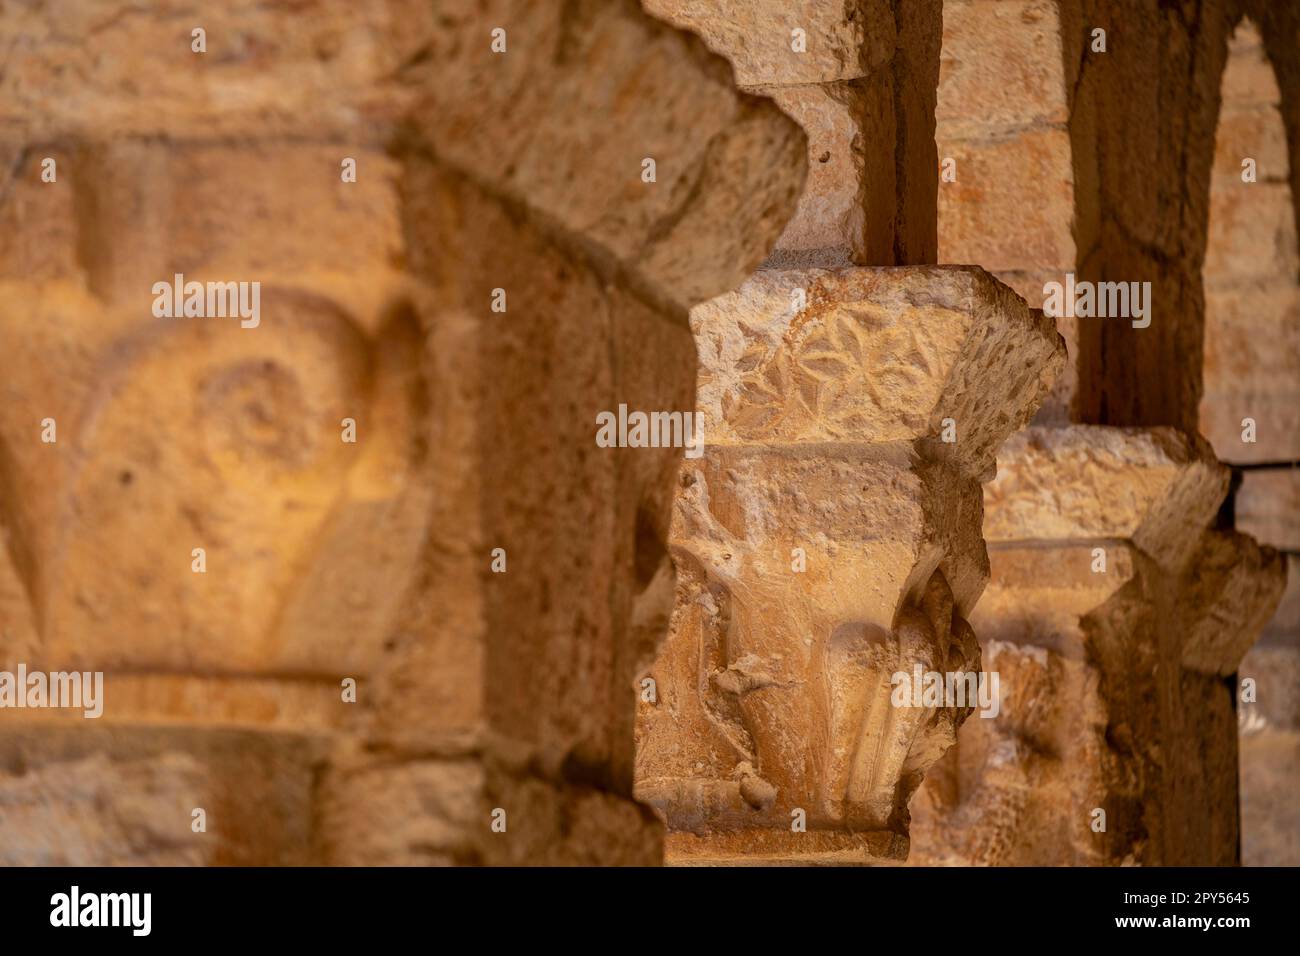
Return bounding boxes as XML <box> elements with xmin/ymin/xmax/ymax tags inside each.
<box><xmin>1200</xmin><ymin>17</ymin><xmax>1300</xmax><ymax>464</ymax></box>
<box><xmin>0</xmin><ymin>0</ymin><xmax>805</xmax><ymax>865</ymax></box>
<box><xmin>1200</xmin><ymin>14</ymin><xmax>1300</xmax><ymax>867</ymax></box>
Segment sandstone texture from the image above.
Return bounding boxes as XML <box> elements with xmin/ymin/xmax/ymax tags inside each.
<box><xmin>913</xmin><ymin>426</ymin><xmax>1284</xmax><ymax>865</ymax></box>
<box><xmin>648</xmin><ymin>0</ymin><xmax>939</xmax><ymax>268</ymax></box>
<box><xmin>0</xmin><ymin>0</ymin><xmax>805</xmax><ymax>865</ymax></box>
<box><xmin>636</xmin><ymin>269</ymin><xmax>1065</xmax><ymax>863</ymax></box>
<box><xmin>1</xmin><ymin>0</ymin><xmax>1295</xmax><ymax>870</ymax></box>
<box><xmin>1201</xmin><ymin>20</ymin><xmax>1300</xmax><ymax>465</ymax></box>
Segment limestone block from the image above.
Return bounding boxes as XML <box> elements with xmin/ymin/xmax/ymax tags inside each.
<box><xmin>72</xmin><ymin>143</ymin><xmax>403</xmax><ymax>306</ymax></box>
<box><xmin>984</xmin><ymin>426</ymin><xmax>1229</xmax><ymax>570</ymax></box>
<box><xmin>643</xmin><ymin>0</ymin><xmax>895</xmax><ymax>86</ymax></box>
<box><xmin>0</xmin><ymin>727</ymin><xmax>322</xmax><ymax>866</ymax></box>
<box><xmin>754</xmin><ymin>83</ymin><xmax>864</xmax><ymax>265</ymax></box>
<box><xmin>970</xmin><ymin>544</ymin><xmax>1138</xmax><ymax>654</ymax></box>
<box><xmin>1240</xmin><ymin>730</ymin><xmax>1300</xmax><ymax>866</ymax></box>
<box><xmin>1204</xmin><ymin>182</ymin><xmax>1298</xmax><ymax>283</ymax></box>
<box><xmin>316</xmin><ymin>751</ymin><xmax>662</xmax><ymax>866</ymax></box>
<box><xmin>936</xmin><ymin>0</ymin><xmax>1069</xmax><ymax>139</ymax></box>
<box><xmin>315</xmin><ymin>755</ymin><xmax>484</xmax><ymax>866</ymax></box>
<box><xmin>937</xmin><ymin>130</ymin><xmax>1076</xmax><ymax>275</ymax></box>
<box><xmin>482</xmin><ymin>764</ymin><xmax>663</xmax><ymax>866</ymax></box>
<box><xmin>389</xmin><ymin>162</ymin><xmax>705</xmax><ymax>782</ymax></box>
<box><xmin>0</xmin><ymin>0</ymin><xmax>411</xmax><ymax>139</ymax></box>
<box><xmin>691</xmin><ymin>266</ymin><xmax>1064</xmax><ymax>474</ymax></box>
<box><xmin>1236</xmin><ymin>467</ymin><xmax>1300</xmax><ymax>552</ymax></box>
<box><xmin>1199</xmin><ymin>282</ymin><xmax>1300</xmax><ymax>463</ymax></box>
<box><xmin>403</xmin><ymin>0</ymin><xmax>808</xmax><ymax>312</ymax></box>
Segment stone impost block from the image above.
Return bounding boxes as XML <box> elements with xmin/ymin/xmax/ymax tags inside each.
<box><xmin>984</xmin><ymin>425</ymin><xmax>1230</xmax><ymax>571</ymax></box>
<box><xmin>1178</xmin><ymin>529</ymin><xmax>1287</xmax><ymax>676</ymax></box>
<box><xmin>691</xmin><ymin>266</ymin><xmax>1065</xmax><ymax>476</ymax></box>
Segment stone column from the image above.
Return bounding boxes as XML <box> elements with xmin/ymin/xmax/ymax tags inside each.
<box><xmin>910</xmin><ymin>426</ymin><xmax>1284</xmax><ymax>865</ymax></box>
<box><xmin>636</xmin><ymin>0</ymin><xmax>1065</xmax><ymax>864</ymax></box>
<box><xmin>0</xmin><ymin>0</ymin><xmax>805</xmax><ymax>865</ymax></box>
<box><xmin>910</xmin><ymin>0</ymin><xmax>1293</xmax><ymax>866</ymax></box>
<box><xmin>635</xmin><ymin>268</ymin><xmax>1064</xmax><ymax>863</ymax></box>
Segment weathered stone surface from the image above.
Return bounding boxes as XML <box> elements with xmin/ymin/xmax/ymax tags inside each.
<box><xmin>0</xmin><ymin>0</ymin><xmax>806</xmax><ymax>866</ymax></box>
<box><xmin>2</xmin><ymin>0</ymin><xmax>1292</xmax><ymax>873</ymax></box>
<box><xmin>1178</xmin><ymin>530</ymin><xmax>1286</xmax><ymax>676</ymax></box>
<box><xmin>935</xmin><ymin>0</ymin><xmax>1077</xmax><ymax>419</ymax></box>
<box><xmin>753</xmin><ymin>83</ymin><xmax>864</xmax><ymax>266</ymax></box>
<box><xmin>637</xmin><ymin>261</ymin><xmax>1065</xmax><ymax>863</ymax></box>
<box><xmin>909</xmin><ymin>637</ymin><xmax>1112</xmax><ymax>866</ymax></box>
<box><xmin>404</xmin><ymin>0</ymin><xmax>808</xmax><ymax>313</ymax></box>
<box><xmin>638</xmin><ymin>504</ymin><xmax>982</xmax><ymax>863</ymax></box>
<box><xmin>644</xmin><ymin>0</ymin><xmax>894</xmax><ymax>87</ymax></box>
<box><xmin>650</xmin><ymin>0</ymin><xmax>942</xmax><ymax>268</ymax></box>
<box><xmin>316</xmin><ymin>749</ymin><xmax>664</xmax><ymax>866</ymax></box>
<box><xmin>0</xmin><ymin>727</ymin><xmax>322</xmax><ymax>866</ymax></box>
<box><xmin>936</xmin><ymin>1</ymin><xmax>1069</xmax><ymax>137</ymax></box>
<box><xmin>937</xmin><ymin>130</ymin><xmax>1076</xmax><ymax>276</ymax></box>
<box><xmin>984</xmin><ymin>426</ymin><xmax>1229</xmax><ymax>569</ymax></box>
<box><xmin>913</xmin><ymin>422</ymin><xmax>1278</xmax><ymax>866</ymax></box>
<box><xmin>691</xmin><ymin>267</ymin><xmax>1064</xmax><ymax>474</ymax></box>
<box><xmin>0</xmin><ymin>0</ymin><xmax>412</xmax><ymax>140</ymax></box>
<box><xmin>1200</xmin><ymin>284</ymin><xmax>1300</xmax><ymax>463</ymax></box>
